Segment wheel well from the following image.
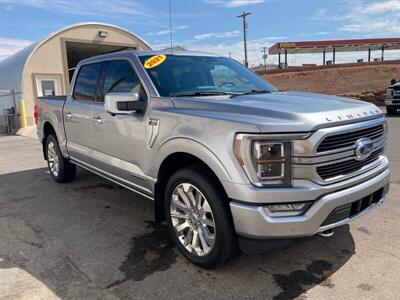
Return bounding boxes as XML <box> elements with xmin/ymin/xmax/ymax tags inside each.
<box><xmin>154</xmin><ymin>152</ymin><xmax>227</xmax><ymax>222</ymax></box>
<box><xmin>42</xmin><ymin>122</ymin><xmax>55</xmax><ymax>160</ymax></box>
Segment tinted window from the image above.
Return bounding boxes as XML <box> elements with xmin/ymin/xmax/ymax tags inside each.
<box><xmin>103</xmin><ymin>60</ymin><xmax>141</xmax><ymax>95</ymax></box>
<box><xmin>73</xmin><ymin>63</ymin><xmax>102</xmax><ymax>101</ymax></box>
<box><xmin>138</xmin><ymin>55</ymin><xmax>276</xmax><ymax>97</ymax></box>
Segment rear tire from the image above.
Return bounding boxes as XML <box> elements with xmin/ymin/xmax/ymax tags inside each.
<box><xmin>46</xmin><ymin>134</ymin><xmax>76</xmax><ymax>183</ymax></box>
<box><xmin>164</xmin><ymin>166</ymin><xmax>237</xmax><ymax>269</ymax></box>
<box><xmin>387</xmin><ymin>105</ymin><xmax>398</xmax><ymax>115</ymax></box>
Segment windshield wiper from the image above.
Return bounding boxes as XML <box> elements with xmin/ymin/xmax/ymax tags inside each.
<box><xmin>170</xmin><ymin>91</ymin><xmax>241</xmax><ymax>97</ymax></box>
<box><xmin>229</xmin><ymin>89</ymin><xmax>270</xmax><ymax>98</ymax></box>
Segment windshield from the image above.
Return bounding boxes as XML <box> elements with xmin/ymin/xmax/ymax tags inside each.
<box><xmin>138</xmin><ymin>54</ymin><xmax>277</xmax><ymax>97</ymax></box>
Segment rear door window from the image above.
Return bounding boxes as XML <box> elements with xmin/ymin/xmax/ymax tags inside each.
<box><xmin>73</xmin><ymin>63</ymin><xmax>102</xmax><ymax>101</ymax></box>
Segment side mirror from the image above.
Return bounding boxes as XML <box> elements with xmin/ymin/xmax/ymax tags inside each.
<box><xmin>104</xmin><ymin>92</ymin><xmax>145</xmax><ymax>115</ymax></box>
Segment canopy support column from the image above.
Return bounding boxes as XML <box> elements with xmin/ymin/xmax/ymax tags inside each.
<box><xmin>284</xmin><ymin>50</ymin><xmax>287</xmax><ymax>68</ymax></box>
<box><xmin>278</xmin><ymin>52</ymin><xmax>281</xmax><ymax>68</ymax></box>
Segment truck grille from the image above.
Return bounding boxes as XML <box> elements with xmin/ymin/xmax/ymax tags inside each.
<box><xmin>316</xmin><ymin>148</ymin><xmax>383</xmax><ymax>180</ymax></box>
<box><xmin>317</xmin><ymin>124</ymin><xmax>384</xmax><ymax>152</ymax></box>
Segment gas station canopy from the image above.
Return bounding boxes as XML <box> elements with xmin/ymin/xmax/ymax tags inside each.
<box><xmin>269</xmin><ymin>38</ymin><xmax>400</xmax><ymax>54</ymax></box>
<box><xmin>268</xmin><ymin>38</ymin><xmax>400</xmax><ymax>67</ymax></box>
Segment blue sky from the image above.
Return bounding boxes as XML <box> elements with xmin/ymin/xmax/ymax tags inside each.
<box><xmin>0</xmin><ymin>0</ymin><xmax>399</xmax><ymax>65</ymax></box>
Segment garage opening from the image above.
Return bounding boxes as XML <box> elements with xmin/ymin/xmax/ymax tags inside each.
<box><xmin>65</xmin><ymin>41</ymin><xmax>136</xmax><ymax>81</ymax></box>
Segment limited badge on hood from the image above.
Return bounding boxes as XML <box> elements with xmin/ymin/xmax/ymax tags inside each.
<box><xmin>144</xmin><ymin>54</ymin><xmax>166</xmax><ymax>69</ymax></box>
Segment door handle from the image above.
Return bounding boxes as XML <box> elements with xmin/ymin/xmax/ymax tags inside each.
<box><xmin>93</xmin><ymin>116</ymin><xmax>104</xmax><ymax>124</ymax></box>
<box><xmin>65</xmin><ymin>112</ymin><xmax>72</xmax><ymax>119</ymax></box>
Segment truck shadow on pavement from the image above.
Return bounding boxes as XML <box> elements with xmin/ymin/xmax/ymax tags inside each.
<box><xmin>0</xmin><ymin>167</ymin><xmax>356</xmax><ymax>299</ymax></box>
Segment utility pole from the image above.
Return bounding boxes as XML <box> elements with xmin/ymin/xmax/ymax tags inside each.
<box><xmin>237</xmin><ymin>11</ymin><xmax>251</xmax><ymax>68</ymax></box>
<box><xmin>261</xmin><ymin>47</ymin><xmax>268</xmax><ymax>72</ymax></box>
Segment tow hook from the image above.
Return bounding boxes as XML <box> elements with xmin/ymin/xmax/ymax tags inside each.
<box><xmin>319</xmin><ymin>229</ymin><xmax>334</xmax><ymax>237</ymax></box>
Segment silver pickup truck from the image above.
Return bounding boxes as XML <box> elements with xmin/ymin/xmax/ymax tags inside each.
<box><xmin>385</xmin><ymin>79</ymin><xmax>400</xmax><ymax>115</ymax></box>
<box><xmin>36</xmin><ymin>50</ymin><xmax>390</xmax><ymax>268</ymax></box>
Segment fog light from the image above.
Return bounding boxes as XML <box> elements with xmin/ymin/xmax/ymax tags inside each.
<box><xmin>264</xmin><ymin>202</ymin><xmax>312</xmax><ymax>217</ymax></box>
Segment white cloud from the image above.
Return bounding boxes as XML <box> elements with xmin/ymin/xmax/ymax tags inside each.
<box><xmin>148</xmin><ymin>25</ymin><xmax>188</xmax><ymax>36</ymax></box>
<box><xmin>0</xmin><ymin>37</ymin><xmax>32</xmax><ymax>61</ymax></box>
<box><xmin>204</xmin><ymin>0</ymin><xmax>264</xmax><ymax>8</ymax></box>
<box><xmin>313</xmin><ymin>0</ymin><xmax>400</xmax><ymax>35</ymax></box>
<box><xmin>316</xmin><ymin>31</ymin><xmax>328</xmax><ymax>35</ymax></box>
<box><xmin>225</xmin><ymin>0</ymin><xmax>264</xmax><ymax>7</ymax></box>
<box><xmin>360</xmin><ymin>0</ymin><xmax>400</xmax><ymax>14</ymax></box>
<box><xmin>175</xmin><ymin>25</ymin><xmax>189</xmax><ymax>30</ymax></box>
<box><xmin>0</xmin><ymin>0</ymin><xmax>151</xmax><ymax>18</ymax></box>
<box><xmin>148</xmin><ymin>30</ymin><xmax>172</xmax><ymax>36</ymax></box>
<box><xmin>193</xmin><ymin>30</ymin><xmax>241</xmax><ymax>40</ymax></box>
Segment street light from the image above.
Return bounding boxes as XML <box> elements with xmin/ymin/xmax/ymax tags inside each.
<box><xmin>237</xmin><ymin>11</ymin><xmax>251</xmax><ymax>68</ymax></box>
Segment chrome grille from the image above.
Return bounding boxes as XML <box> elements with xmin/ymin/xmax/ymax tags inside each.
<box><xmin>316</xmin><ymin>148</ymin><xmax>383</xmax><ymax>180</ymax></box>
<box><xmin>317</xmin><ymin>124</ymin><xmax>384</xmax><ymax>152</ymax></box>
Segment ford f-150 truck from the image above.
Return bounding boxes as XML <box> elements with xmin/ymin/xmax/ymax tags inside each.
<box><xmin>385</xmin><ymin>79</ymin><xmax>400</xmax><ymax>115</ymax></box>
<box><xmin>36</xmin><ymin>50</ymin><xmax>390</xmax><ymax>268</ymax></box>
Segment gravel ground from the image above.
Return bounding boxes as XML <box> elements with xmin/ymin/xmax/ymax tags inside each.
<box><xmin>0</xmin><ymin>115</ymin><xmax>399</xmax><ymax>300</ymax></box>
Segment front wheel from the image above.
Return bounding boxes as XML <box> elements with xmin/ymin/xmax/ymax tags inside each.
<box><xmin>164</xmin><ymin>166</ymin><xmax>237</xmax><ymax>268</ymax></box>
<box><xmin>46</xmin><ymin>134</ymin><xmax>76</xmax><ymax>183</ymax></box>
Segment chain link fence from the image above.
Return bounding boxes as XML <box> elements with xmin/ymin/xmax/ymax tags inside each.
<box><xmin>0</xmin><ymin>90</ymin><xmax>21</xmax><ymax>135</ymax></box>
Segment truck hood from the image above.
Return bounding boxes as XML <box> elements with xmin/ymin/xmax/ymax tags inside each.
<box><xmin>172</xmin><ymin>91</ymin><xmax>383</xmax><ymax>132</ymax></box>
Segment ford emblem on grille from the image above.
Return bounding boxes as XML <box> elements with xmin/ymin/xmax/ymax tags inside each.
<box><xmin>355</xmin><ymin>138</ymin><xmax>374</xmax><ymax>161</ymax></box>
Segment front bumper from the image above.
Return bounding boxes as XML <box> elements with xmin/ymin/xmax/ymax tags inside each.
<box><xmin>229</xmin><ymin>167</ymin><xmax>390</xmax><ymax>239</ymax></box>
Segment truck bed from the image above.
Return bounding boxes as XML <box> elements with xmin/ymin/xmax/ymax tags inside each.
<box><xmin>36</xmin><ymin>95</ymin><xmax>67</xmax><ymax>144</ymax></box>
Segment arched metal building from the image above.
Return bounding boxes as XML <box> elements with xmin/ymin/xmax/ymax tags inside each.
<box><xmin>0</xmin><ymin>22</ymin><xmax>151</xmax><ymax>129</ymax></box>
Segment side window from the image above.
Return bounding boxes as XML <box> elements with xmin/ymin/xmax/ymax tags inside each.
<box><xmin>73</xmin><ymin>63</ymin><xmax>102</xmax><ymax>101</ymax></box>
<box><xmin>102</xmin><ymin>61</ymin><xmax>141</xmax><ymax>96</ymax></box>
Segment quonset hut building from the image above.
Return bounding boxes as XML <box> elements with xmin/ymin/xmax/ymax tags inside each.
<box><xmin>0</xmin><ymin>22</ymin><xmax>151</xmax><ymax>132</ymax></box>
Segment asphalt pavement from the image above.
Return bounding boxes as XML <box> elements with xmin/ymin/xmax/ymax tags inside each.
<box><xmin>0</xmin><ymin>115</ymin><xmax>399</xmax><ymax>299</ymax></box>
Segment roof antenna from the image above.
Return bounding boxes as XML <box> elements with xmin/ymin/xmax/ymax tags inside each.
<box><xmin>169</xmin><ymin>0</ymin><xmax>173</xmax><ymax>53</ymax></box>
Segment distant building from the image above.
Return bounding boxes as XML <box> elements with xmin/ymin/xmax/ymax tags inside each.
<box><xmin>251</xmin><ymin>64</ymin><xmax>279</xmax><ymax>72</ymax></box>
<box><xmin>0</xmin><ymin>22</ymin><xmax>151</xmax><ymax>128</ymax></box>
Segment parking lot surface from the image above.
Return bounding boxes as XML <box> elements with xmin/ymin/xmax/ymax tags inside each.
<box><xmin>0</xmin><ymin>116</ymin><xmax>399</xmax><ymax>300</ymax></box>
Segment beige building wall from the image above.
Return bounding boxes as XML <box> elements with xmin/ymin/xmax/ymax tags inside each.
<box><xmin>22</xmin><ymin>24</ymin><xmax>151</xmax><ymax>126</ymax></box>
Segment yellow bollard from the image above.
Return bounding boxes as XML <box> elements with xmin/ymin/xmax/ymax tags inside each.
<box><xmin>18</xmin><ymin>100</ymin><xmax>27</xmax><ymax>128</ymax></box>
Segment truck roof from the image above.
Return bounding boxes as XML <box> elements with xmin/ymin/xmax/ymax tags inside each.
<box><xmin>80</xmin><ymin>50</ymin><xmax>222</xmax><ymax>65</ymax></box>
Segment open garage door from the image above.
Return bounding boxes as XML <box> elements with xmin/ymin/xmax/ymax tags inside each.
<box><xmin>65</xmin><ymin>41</ymin><xmax>136</xmax><ymax>81</ymax></box>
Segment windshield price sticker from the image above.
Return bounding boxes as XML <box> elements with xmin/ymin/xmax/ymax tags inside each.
<box><xmin>144</xmin><ymin>54</ymin><xmax>166</xmax><ymax>69</ymax></box>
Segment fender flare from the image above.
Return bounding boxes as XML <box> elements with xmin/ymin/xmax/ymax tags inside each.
<box><xmin>154</xmin><ymin>137</ymin><xmax>232</xmax><ymax>184</ymax></box>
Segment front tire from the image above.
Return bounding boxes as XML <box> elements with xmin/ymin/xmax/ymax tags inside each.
<box><xmin>164</xmin><ymin>166</ymin><xmax>237</xmax><ymax>268</ymax></box>
<box><xmin>387</xmin><ymin>105</ymin><xmax>398</xmax><ymax>115</ymax></box>
<box><xmin>46</xmin><ymin>134</ymin><xmax>76</xmax><ymax>183</ymax></box>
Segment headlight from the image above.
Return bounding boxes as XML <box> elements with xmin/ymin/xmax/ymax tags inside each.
<box><xmin>234</xmin><ymin>134</ymin><xmax>297</xmax><ymax>187</ymax></box>
<box><xmin>387</xmin><ymin>89</ymin><xmax>393</xmax><ymax>98</ymax></box>
<box><xmin>252</xmin><ymin>141</ymin><xmax>292</xmax><ymax>185</ymax></box>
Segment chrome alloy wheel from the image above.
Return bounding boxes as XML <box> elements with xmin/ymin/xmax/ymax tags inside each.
<box><xmin>47</xmin><ymin>141</ymin><xmax>59</xmax><ymax>177</ymax></box>
<box><xmin>170</xmin><ymin>183</ymin><xmax>216</xmax><ymax>257</ymax></box>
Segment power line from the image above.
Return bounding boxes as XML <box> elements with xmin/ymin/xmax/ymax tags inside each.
<box><xmin>237</xmin><ymin>11</ymin><xmax>251</xmax><ymax>68</ymax></box>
